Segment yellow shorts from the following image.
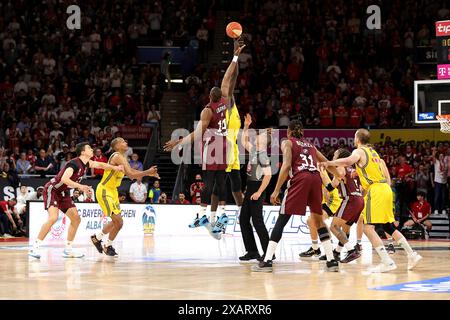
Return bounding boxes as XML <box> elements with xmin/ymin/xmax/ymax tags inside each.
<box><xmin>322</xmin><ymin>191</ymin><xmax>342</xmax><ymax>216</ymax></box>
<box><xmin>226</xmin><ymin>143</ymin><xmax>240</xmax><ymax>172</ymax></box>
<box><xmin>96</xmin><ymin>186</ymin><xmax>121</xmax><ymax>216</ymax></box>
<box><xmin>362</xmin><ymin>183</ymin><xmax>395</xmax><ymax>224</ymax></box>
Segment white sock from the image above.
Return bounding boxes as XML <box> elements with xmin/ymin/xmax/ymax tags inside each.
<box><xmin>106</xmin><ymin>239</ymin><xmax>113</xmax><ymax>247</ymax></box>
<box><xmin>199</xmin><ymin>206</ymin><xmax>206</xmax><ymax>216</ymax></box>
<box><xmin>397</xmin><ymin>236</ymin><xmax>414</xmax><ymax>256</ymax></box>
<box><xmin>34</xmin><ymin>239</ymin><xmax>42</xmax><ymax>249</ymax></box>
<box><xmin>375</xmin><ymin>246</ymin><xmax>394</xmax><ymax>265</ymax></box>
<box><xmin>219</xmin><ymin>205</ymin><xmax>226</xmax><ymax>216</ymax></box>
<box><xmin>387</xmin><ymin>238</ymin><xmax>394</xmax><ymax>245</ymax></box>
<box><xmin>96</xmin><ymin>231</ymin><xmax>105</xmax><ymax>241</ymax></box>
<box><xmin>210</xmin><ymin>211</ymin><xmax>216</xmax><ymax>223</ymax></box>
<box><xmin>311</xmin><ymin>240</ymin><xmax>319</xmax><ymax>250</ymax></box>
<box><xmin>344</xmin><ymin>242</ymin><xmax>353</xmax><ymax>251</ymax></box>
<box><xmin>264</xmin><ymin>241</ymin><xmax>277</xmax><ymax>262</ymax></box>
<box><xmin>322</xmin><ymin>239</ymin><xmax>334</xmax><ymax>261</ymax></box>
<box><xmin>336</xmin><ymin>245</ymin><xmax>343</xmax><ymax>253</ymax></box>
<box><xmin>65</xmin><ymin>240</ymin><xmax>73</xmax><ymax>250</ymax></box>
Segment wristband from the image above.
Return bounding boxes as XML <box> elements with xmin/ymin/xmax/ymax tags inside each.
<box><xmin>232</xmin><ymin>55</ymin><xmax>238</xmax><ymax>63</ymax></box>
<box><xmin>325</xmin><ymin>183</ymin><xmax>335</xmax><ymax>192</ymax></box>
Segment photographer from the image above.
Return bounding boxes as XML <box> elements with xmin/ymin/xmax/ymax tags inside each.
<box><xmin>404</xmin><ymin>191</ymin><xmax>432</xmax><ymax>237</ymax></box>
<box><xmin>190</xmin><ymin>174</ymin><xmax>205</xmax><ymax>204</ymax></box>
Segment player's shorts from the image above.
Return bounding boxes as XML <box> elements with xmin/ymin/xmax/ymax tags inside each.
<box><xmin>362</xmin><ymin>183</ymin><xmax>395</xmax><ymax>224</ymax></box>
<box><xmin>336</xmin><ymin>196</ymin><xmax>365</xmax><ymax>226</ymax></box>
<box><xmin>280</xmin><ymin>172</ymin><xmax>322</xmax><ymax>216</ymax></box>
<box><xmin>96</xmin><ymin>186</ymin><xmax>121</xmax><ymax>216</ymax></box>
<box><xmin>43</xmin><ymin>182</ymin><xmax>76</xmax><ymax>213</ymax></box>
<box><xmin>226</xmin><ymin>142</ymin><xmax>240</xmax><ymax>172</ymax></box>
<box><xmin>202</xmin><ymin>136</ymin><xmax>228</xmax><ymax>171</ymax></box>
<box><xmin>322</xmin><ymin>194</ymin><xmax>342</xmax><ymax>217</ymax></box>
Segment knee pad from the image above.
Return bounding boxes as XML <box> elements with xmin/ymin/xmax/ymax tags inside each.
<box><xmin>382</xmin><ymin>222</ymin><xmax>396</xmax><ymax>235</ymax></box>
<box><xmin>317</xmin><ymin>227</ymin><xmax>330</xmax><ymax>242</ymax></box>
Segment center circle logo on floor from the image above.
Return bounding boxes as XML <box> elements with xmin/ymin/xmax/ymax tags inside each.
<box><xmin>142</xmin><ymin>205</ymin><xmax>156</xmax><ymax>235</ymax></box>
<box><xmin>50</xmin><ymin>214</ymin><xmax>67</xmax><ymax>239</ymax></box>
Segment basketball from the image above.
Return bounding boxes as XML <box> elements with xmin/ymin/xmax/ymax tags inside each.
<box><xmin>226</xmin><ymin>21</ymin><xmax>242</xmax><ymax>38</ymax></box>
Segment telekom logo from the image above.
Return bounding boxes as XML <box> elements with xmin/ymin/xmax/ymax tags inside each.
<box><xmin>436</xmin><ymin>21</ymin><xmax>450</xmax><ymax>36</ymax></box>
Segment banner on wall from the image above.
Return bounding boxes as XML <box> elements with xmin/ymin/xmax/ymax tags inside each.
<box><xmin>0</xmin><ymin>178</ymin><xmax>133</xmax><ymax>201</ymax></box>
<box><xmin>117</xmin><ymin>125</ymin><xmax>152</xmax><ymax>140</ymax></box>
<box><xmin>369</xmin><ymin>128</ymin><xmax>448</xmax><ymax>143</ymax></box>
<box><xmin>27</xmin><ymin>202</ymin><xmax>358</xmax><ymax>243</ymax></box>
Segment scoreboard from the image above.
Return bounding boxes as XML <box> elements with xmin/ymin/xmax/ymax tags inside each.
<box><xmin>436</xmin><ymin>20</ymin><xmax>450</xmax><ymax>79</ymax></box>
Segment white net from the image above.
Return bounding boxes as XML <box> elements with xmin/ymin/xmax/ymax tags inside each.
<box><xmin>436</xmin><ymin>115</ymin><xmax>450</xmax><ymax>133</ymax></box>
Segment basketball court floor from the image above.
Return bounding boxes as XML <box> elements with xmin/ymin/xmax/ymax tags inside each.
<box><xmin>0</xmin><ymin>235</ymin><xmax>449</xmax><ymax>300</ymax></box>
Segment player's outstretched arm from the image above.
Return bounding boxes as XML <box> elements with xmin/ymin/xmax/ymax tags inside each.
<box><xmin>89</xmin><ymin>160</ymin><xmax>124</xmax><ymax>173</ymax></box>
<box><xmin>270</xmin><ymin>139</ymin><xmax>292</xmax><ymax>205</ymax></box>
<box><xmin>227</xmin><ymin>38</ymin><xmax>243</xmax><ymax>100</ymax></box>
<box><xmin>221</xmin><ymin>43</ymin><xmax>245</xmax><ymax>103</ymax></box>
<box><xmin>316</xmin><ymin>150</ymin><xmax>345</xmax><ymax>179</ymax></box>
<box><xmin>164</xmin><ymin>108</ymin><xmax>213</xmax><ymax>151</ymax></box>
<box><xmin>321</xmin><ymin>149</ymin><xmax>362</xmax><ymax>169</ymax></box>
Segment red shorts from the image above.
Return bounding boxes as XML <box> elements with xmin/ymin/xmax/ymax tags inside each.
<box><xmin>280</xmin><ymin>172</ymin><xmax>322</xmax><ymax>215</ymax></box>
<box><xmin>336</xmin><ymin>196</ymin><xmax>364</xmax><ymax>225</ymax></box>
<box><xmin>202</xmin><ymin>136</ymin><xmax>228</xmax><ymax>171</ymax></box>
<box><xmin>43</xmin><ymin>182</ymin><xmax>76</xmax><ymax>213</ymax></box>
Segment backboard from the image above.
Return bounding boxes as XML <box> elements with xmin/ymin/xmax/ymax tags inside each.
<box><xmin>414</xmin><ymin>80</ymin><xmax>450</xmax><ymax>124</ymax></box>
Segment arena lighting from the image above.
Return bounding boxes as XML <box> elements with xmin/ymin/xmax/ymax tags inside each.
<box><xmin>165</xmin><ymin>79</ymin><xmax>183</xmax><ymax>83</ymax></box>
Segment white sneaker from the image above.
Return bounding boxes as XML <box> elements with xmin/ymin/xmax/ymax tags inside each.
<box><xmin>434</xmin><ymin>210</ymin><xmax>439</xmax><ymax>216</ymax></box>
<box><xmin>407</xmin><ymin>252</ymin><xmax>422</xmax><ymax>270</ymax></box>
<box><xmin>3</xmin><ymin>234</ymin><xmax>14</xmax><ymax>238</ymax></box>
<box><xmin>369</xmin><ymin>262</ymin><xmax>397</xmax><ymax>273</ymax></box>
<box><xmin>28</xmin><ymin>248</ymin><xmax>41</xmax><ymax>259</ymax></box>
<box><xmin>62</xmin><ymin>249</ymin><xmax>85</xmax><ymax>258</ymax></box>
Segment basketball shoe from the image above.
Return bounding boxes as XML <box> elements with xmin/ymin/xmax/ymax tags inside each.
<box><xmin>251</xmin><ymin>260</ymin><xmax>273</xmax><ymax>272</ymax></box>
<box><xmin>299</xmin><ymin>247</ymin><xmax>321</xmax><ymax>259</ymax></box>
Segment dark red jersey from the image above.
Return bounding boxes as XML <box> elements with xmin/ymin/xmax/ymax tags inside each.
<box><xmin>289</xmin><ymin>137</ymin><xmax>319</xmax><ymax>177</ymax></box>
<box><xmin>337</xmin><ymin>167</ymin><xmax>363</xmax><ymax>198</ymax></box>
<box><xmin>48</xmin><ymin>157</ymin><xmax>89</xmax><ymax>193</ymax></box>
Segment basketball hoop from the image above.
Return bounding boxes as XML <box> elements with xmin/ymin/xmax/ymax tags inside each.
<box><xmin>436</xmin><ymin>114</ymin><xmax>450</xmax><ymax>133</ymax></box>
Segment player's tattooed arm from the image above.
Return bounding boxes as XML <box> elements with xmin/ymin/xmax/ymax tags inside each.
<box><xmin>227</xmin><ymin>38</ymin><xmax>243</xmax><ymax>99</ymax></box>
<box><xmin>89</xmin><ymin>160</ymin><xmax>124</xmax><ymax>173</ymax></box>
<box><xmin>321</xmin><ymin>149</ymin><xmax>363</xmax><ymax>170</ymax></box>
<box><xmin>316</xmin><ymin>150</ymin><xmax>344</xmax><ymax>179</ymax></box>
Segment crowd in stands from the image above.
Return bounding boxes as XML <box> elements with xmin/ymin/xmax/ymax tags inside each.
<box><xmin>186</xmin><ymin>0</ymin><xmax>448</xmax><ymax>129</ymax></box>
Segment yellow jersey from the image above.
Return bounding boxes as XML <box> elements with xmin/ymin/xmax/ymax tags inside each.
<box><xmin>225</xmin><ymin>102</ymin><xmax>241</xmax><ymax>172</ymax></box>
<box><xmin>355</xmin><ymin>146</ymin><xmax>387</xmax><ymax>191</ymax></box>
<box><xmin>99</xmin><ymin>152</ymin><xmax>125</xmax><ymax>189</ymax></box>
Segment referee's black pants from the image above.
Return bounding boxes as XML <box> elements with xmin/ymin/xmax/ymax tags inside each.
<box><xmin>240</xmin><ymin>180</ymin><xmax>269</xmax><ymax>255</ymax></box>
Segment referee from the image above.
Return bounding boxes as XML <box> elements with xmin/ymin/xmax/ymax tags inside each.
<box><xmin>239</xmin><ymin>114</ymin><xmax>272</xmax><ymax>261</ymax></box>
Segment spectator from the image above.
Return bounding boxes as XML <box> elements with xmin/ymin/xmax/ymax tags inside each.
<box><xmin>35</xmin><ymin>186</ymin><xmax>44</xmax><ymax>201</ymax></box>
<box><xmin>129</xmin><ymin>178</ymin><xmax>148</xmax><ymax>203</ymax></box>
<box><xmin>431</xmin><ymin>148</ymin><xmax>448</xmax><ymax>215</ymax></box>
<box><xmin>129</xmin><ymin>153</ymin><xmax>143</xmax><ymax>171</ymax></box>
<box><xmin>16</xmin><ymin>152</ymin><xmax>32</xmax><ymax>174</ymax></box>
<box><xmin>146</xmin><ymin>104</ymin><xmax>161</xmax><ymax>125</ymax></box>
<box><xmin>174</xmin><ymin>193</ymin><xmax>190</xmax><ymax>204</ymax></box>
<box><xmin>0</xmin><ymin>198</ymin><xmax>19</xmax><ymax>238</ymax></box>
<box><xmin>148</xmin><ymin>180</ymin><xmax>161</xmax><ymax>203</ymax></box>
<box><xmin>91</xmin><ymin>148</ymin><xmax>107</xmax><ymax>178</ymax></box>
<box><xmin>15</xmin><ymin>185</ymin><xmax>34</xmax><ymax>230</ymax></box>
<box><xmin>415</xmin><ymin>164</ymin><xmax>430</xmax><ymax>197</ymax></box>
<box><xmin>119</xmin><ymin>192</ymin><xmax>127</xmax><ymax>203</ymax></box>
<box><xmin>1</xmin><ymin>163</ymin><xmax>20</xmax><ymax>189</ymax></box>
<box><xmin>158</xmin><ymin>192</ymin><xmax>169</xmax><ymax>204</ymax></box>
<box><xmin>34</xmin><ymin>149</ymin><xmax>55</xmax><ymax>177</ymax></box>
<box><xmin>404</xmin><ymin>191</ymin><xmax>432</xmax><ymax>234</ymax></box>
<box><xmin>190</xmin><ymin>174</ymin><xmax>205</xmax><ymax>204</ymax></box>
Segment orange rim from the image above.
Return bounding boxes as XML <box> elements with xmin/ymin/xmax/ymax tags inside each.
<box><xmin>436</xmin><ymin>114</ymin><xmax>450</xmax><ymax>119</ymax></box>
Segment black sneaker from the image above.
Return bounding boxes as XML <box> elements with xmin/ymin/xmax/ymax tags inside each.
<box><xmin>319</xmin><ymin>250</ymin><xmax>340</xmax><ymax>261</ymax></box>
<box><xmin>326</xmin><ymin>259</ymin><xmax>339</xmax><ymax>272</ymax></box>
<box><xmin>340</xmin><ymin>249</ymin><xmax>361</xmax><ymax>263</ymax></box>
<box><xmin>355</xmin><ymin>243</ymin><xmax>362</xmax><ymax>252</ymax></box>
<box><xmin>251</xmin><ymin>260</ymin><xmax>273</xmax><ymax>273</ymax></box>
<box><xmin>239</xmin><ymin>252</ymin><xmax>261</xmax><ymax>261</ymax></box>
<box><xmin>90</xmin><ymin>235</ymin><xmax>104</xmax><ymax>254</ymax></box>
<box><xmin>386</xmin><ymin>243</ymin><xmax>395</xmax><ymax>255</ymax></box>
<box><xmin>257</xmin><ymin>254</ymin><xmax>276</xmax><ymax>262</ymax></box>
<box><xmin>299</xmin><ymin>247</ymin><xmax>321</xmax><ymax>258</ymax></box>
<box><xmin>103</xmin><ymin>245</ymin><xmax>118</xmax><ymax>257</ymax></box>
